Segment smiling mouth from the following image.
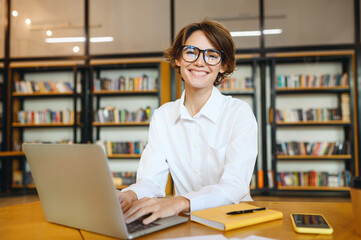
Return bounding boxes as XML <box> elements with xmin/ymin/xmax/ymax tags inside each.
<box><xmin>190</xmin><ymin>70</ymin><xmax>208</xmax><ymax>76</ymax></box>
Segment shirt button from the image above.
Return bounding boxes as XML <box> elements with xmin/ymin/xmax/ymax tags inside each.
<box><xmin>193</xmin><ymin>143</ymin><xmax>197</xmax><ymax>148</ymax></box>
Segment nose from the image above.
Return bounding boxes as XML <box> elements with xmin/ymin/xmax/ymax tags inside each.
<box><xmin>193</xmin><ymin>51</ymin><xmax>206</xmax><ymax>66</ymax></box>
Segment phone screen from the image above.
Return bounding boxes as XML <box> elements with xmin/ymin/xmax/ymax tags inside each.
<box><xmin>292</xmin><ymin>214</ymin><xmax>331</xmax><ymax>229</ymax></box>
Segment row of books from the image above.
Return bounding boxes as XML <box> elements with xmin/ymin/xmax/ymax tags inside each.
<box><xmin>276</xmin><ymin>141</ymin><xmax>350</xmax><ymax>156</ymax></box>
<box><xmin>93</xmin><ymin>75</ymin><xmax>157</xmax><ymax>91</ymax></box>
<box><xmin>276</xmin><ymin>73</ymin><xmax>349</xmax><ymax>89</ymax></box>
<box><xmin>17</xmin><ymin>109</ymin><xmax>74</xmax><ymax>124</ymax></box>
<box><xmin>13</xmin><ymin>171</ymin><xmax>34</xmax><ymax>186</ymax></box>
<box><xmin>15</xmin><ymin>80</ymin><xmax>73</xmax><ymax>93</ymax></box>
<box><xmin>275</xmin><ymin>108</ymin><xmax>343</xmax><ymax>122</ymax></box>
<box><xmin>276</xmin><ymin>170</ymin><xmax>351</xmax><ymax>187</ymax></box>
<box><xmin>100</xmin><ymin>141</ymin><xmax>147</xmax><ymax>155</ymax></box>
<box><xmin>218</xmin><ymin>77</ymin><xmax>253</xmax><ymax>90</ymax></box>
<box><xmin>95</xmin><ymin>106</ymin><xmax>152</xmax><ymax>123</ymax></box>
<box><xmin>112</xmin><ymin>172</ymin><xmax>136</xmax><ymax>187</ymax></box>
<box><xmin>13</xmin><ymin>140</ymin><xmax>73</xmax><ymax>152</ymax></box>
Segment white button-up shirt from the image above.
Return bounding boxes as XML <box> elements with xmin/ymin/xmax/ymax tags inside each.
<box><xmin>122</xmin><ymin>86</ymin><xmax>258</xmax><ymax>212</ymax></box>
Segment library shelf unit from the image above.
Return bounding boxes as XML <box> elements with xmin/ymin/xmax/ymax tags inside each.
<box><xmin>270</xmin><ymin>53</ymin><xmax>356</xmax><ymax>194</ymax></box>
<box><xmin>89</xmin><ymin>59</ymin><xmax>171</xmax><ymax>188</ymax></box>
<box><xmin>7</xmin><ymin>64</ymin><xmax>84</xmax><ymax>192</ymax></box>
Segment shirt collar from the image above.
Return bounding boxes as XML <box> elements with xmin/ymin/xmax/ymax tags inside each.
<box><xmin>173</xmin><ymin>86</ymin><xmax>224</xmax><ymax>124</ymax></box>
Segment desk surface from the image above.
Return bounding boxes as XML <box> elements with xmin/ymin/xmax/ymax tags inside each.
<box><xmin>0</xmin><ymin>201</ymin><xmax>360</xmax><ymax>240</ymax></box>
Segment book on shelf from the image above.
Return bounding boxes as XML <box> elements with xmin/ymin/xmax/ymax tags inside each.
<box><xmin>268</xmin><ymin>170</ymin><xmax>274</xmax><ymax>188</ymax></box>
<box><xmin>276</xmin><ymin>73</ymin><xmax>349</xmax><ymax>89</ymax></box>
<box><xmin>340</xmin><ymin>93</ymin><xmax>351</xmax><ymax>121</ymax></box>
<box><xmin>95</xmin><ymin>106</ymin><xmax>152</xmax><ymax>123</ymax></box>
<box><xmin>112</xmin><ymin>172</ymin><xmax>136</xmax><ymax>187</ymax></box>
<box><xmin>99</xmin><ymin>141</ymin><xmax>147</xmax><ymax>155</ymax></box>
<box><xmin>276</xmin><ymin>170</ymin><xmax>351</xmax><ymax>188</ymax></box>
<box><xmin>275</xmin><ymin>108</ymin><xmax>343</xmax><ymax>123</ymax></box>
<box><xmin>276</xmin><ymin>141</ymin><xmax>350</xmax><ymax>156</ymax></box>
<box><xmin>17</xmin><ymin>109</ymin><xmax>74</xmax><ymax>124</ymax></box>
<box><xmin>93</xmin><ymin>74</ymin><xmax>157</xmax><ymax>92</ymax></box>
<box><xmin>15</xmin><ymin>80</ymin><xmax>73</xmax><ymax>93</ymax></box>
<box><xmin>218</xmin><ymin>76</ymin><xmax>253</xmax><ymax>90</ymax></box>
<box><xmin>257</xmin><ymin>170</ymin><xmax>264</xmax><ymax>188</ymax></box>
<box><xmin>190</xmin><ymin>203</ymin><xmax>283</xmax><ymax>231</ymax></box>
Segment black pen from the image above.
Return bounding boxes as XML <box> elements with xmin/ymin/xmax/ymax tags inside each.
<box><xmin>226</xmin><ymin>207</ymin><xmax>267</xmax><ymax>215</ymax></box>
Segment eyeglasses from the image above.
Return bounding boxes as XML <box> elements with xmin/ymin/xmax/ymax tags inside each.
<box><xmin>180</xmin><ymin>45</ymin><xmax>223</xmax><ymax>66</ymax></box>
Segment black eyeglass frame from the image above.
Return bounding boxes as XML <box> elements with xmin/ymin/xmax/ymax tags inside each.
<box><xmin>180</xmin><ymin>45</ymin><xmax>224</xmax><ymax>66</ymax></box>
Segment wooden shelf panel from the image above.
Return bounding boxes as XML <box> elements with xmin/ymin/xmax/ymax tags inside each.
<box><xmin>93</xmin><ymin>122</ymin><xmax>149</xmax><ymax>126</ymax></box>
<box><xmin>12</xmin><ymin>123</ymin><xmax>75</xmax><ymax>127</ymax></box>
<box><xmin>93</xmin><ymin>90</ymin><xmax>158</xmax><ymax>95</ymax></box>
<box><xmin>13</xmin><ymin>92</ymin><xmax>74</xmax><ymax>97</ymax></box>
<box><xmin>278</xmin><ymin>186</ymin><xmax>350</xmax><ymax>191</ymax></box>
<box><xmin>276</xmin><ymin>120</ymin><xmax>351</xmax><ymax>126</ymax></box>
<box><xmin>0</xmin><ymin>151</ymin><xmax>25</xmax><ymax>157</ymax></box>
<box><xmin>219</xmin><ymin>88</ymin><xmax>254</xmax><ymax>95</ymax></box>
<box><xmin>276</xmin><ymin>86</ymin><xmax>349</xmax><ymax>92</ymax></box>
<box><xmin>108</xmin><ymin>154</ymin><xmax>141</xmax><ymax>159</ymax></box>
<box><xmin>11</xmin><ymin>184</ymin><xmax>36</xmax><ymax>189</ymax></box>
<box><xmin>115</xmin><ymin>185</ymin><xmax>130</xmax><ymax>189</ymax></box>
<box><xmin>277</xmin><ymin>155</ymin><xmax>351</xmax><ymax>160</ymax></box>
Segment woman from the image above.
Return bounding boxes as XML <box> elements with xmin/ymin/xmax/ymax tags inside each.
<box><xmin>118</xmin><ymin>20</ymin><xmax>258</xmax><ymax>225</ymax></box>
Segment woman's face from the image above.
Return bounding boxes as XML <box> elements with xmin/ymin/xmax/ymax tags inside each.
<box><xmin>175</xmin><ymin>30</ymin><xmax>224</xmax><ymax>91</ymax></box>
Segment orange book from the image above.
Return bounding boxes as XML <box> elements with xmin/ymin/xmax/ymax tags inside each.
<box><xmin>258</xmin><ymin>170</ymin><xmax>264</xmax><ymax>189</ymax></box>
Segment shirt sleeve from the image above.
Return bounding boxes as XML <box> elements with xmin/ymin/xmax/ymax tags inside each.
<box><xmin>121</xmin><ymin>110</ymin><xmax>170</xmax><ymax>200</ymax></box>
<box><xmin>182</xmin><ymin>104</ymin><xmax>258</xmax><ymax>212</ymax></box>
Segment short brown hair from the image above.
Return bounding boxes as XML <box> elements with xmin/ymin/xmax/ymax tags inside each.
<box><xmin>164</xmin><ymin>20</ymin><xmax>236</xmax><ymax>86</ymax></box>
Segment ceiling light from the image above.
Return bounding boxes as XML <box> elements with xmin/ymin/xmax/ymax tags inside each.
<box><xmin>25</xmin><ymin>18</ymin><xmax>31</xmax><ymax>24</ymax></box>
<box><xmin>12</xmin><ymin>10</ymin><xmax>18</xmax><ymax>17</ymax></box>
<box><xmin>230</xmin><ymin>29</ymin><xmax>282</xmax><ymax>37</ymax></box>
<box><xmin>89</xmin><ymin>37</ymin><xmax>114</xmax><ymax>43</ymax></box>
<box><xmin>46</xmin><ymin>30</ymin><xmax>53</xmax><ymax>37</ymax></box>
<box><xmin>73</xmin><ymin>46</ymin><xmax>80</xmax><ymax>53</ymax></box>
<box><xmin>45</xmin><ymin>36</ymin><xmax>114</xmax><ymax>43</ymax></box>
<box><xmin>263</xmin><ymin>29</ymin><xmax>283</xmax><ymax>35</ymax></box>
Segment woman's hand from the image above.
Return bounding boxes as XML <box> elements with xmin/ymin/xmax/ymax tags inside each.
<box><xmin>117</xmin><ymin>190</ymin><xmax>138</xmax><ymax>213</ymax></box>
<box><xmin>124</xmin><ymin>196</ymin><xmax>190</xmax><ymax>225</ymax></box>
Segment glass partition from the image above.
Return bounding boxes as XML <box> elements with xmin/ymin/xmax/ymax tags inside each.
<box><xmin>10</xmin><ymin>0</ymin><xmax>84</xmax><ymax>57</ymax></box>
<box><xmin>89</xmin><ymin>0</ymin><xmax>170</xmax><ymax>54</ymax></box>
<box><xmin>265</xmin><ymin>0</ymin><xmax>354</xmax><ymax>47</ymax></box>
<box><xmin>175</xmin><ymin>0</ymin><xmax>260</xmax><ymax>49</ymax></box>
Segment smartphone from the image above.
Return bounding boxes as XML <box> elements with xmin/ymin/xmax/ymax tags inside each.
<box><xmin>290</xmin><ymin>213</ymin><xmax>333</xmax><ymax>234</ymax></box>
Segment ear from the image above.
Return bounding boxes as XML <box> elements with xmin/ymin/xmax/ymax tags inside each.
<box><xmin>175</xmin><ymin>59</ymin><xmax>181</xmax><ymax>67</ymax></box>
<box><xmin>220</xmin><ymin>64</ymin><xmax>226</xmax><ymax>74</ymax></box>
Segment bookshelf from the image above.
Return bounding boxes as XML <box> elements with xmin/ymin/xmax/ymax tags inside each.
<box><xmin>90</xmin><ymin>60</ymin><xmax>171</xmax><ymax>188</ymax></box>
<box><xmin>8</xmin><ymin>65</ymin><xmax>83</xmax><ymax>191</ymax></box>
<box><xmin>270</xmin><ymin>54</ymin><xmax>356</xmax><ymax>193</ymax></box>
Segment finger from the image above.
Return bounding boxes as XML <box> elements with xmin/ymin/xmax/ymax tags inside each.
<box><xmin>125</xmin><ymin>207</ymin><xmax>150</xmax><ymax>224</ymax></box>
<box><xmin>121</xmin><ymin>201</ymin><xmax>131</xmax><ymax>212</ymax></box>
<box><xmin>123</xmin><ymin>198</ymin><xmax>154</xmax><ymax>218</ymax></box>
<box><xmin>143</xmin><ymin>212</ymin><xmax>160</xmax><ymax>225</ymax></box>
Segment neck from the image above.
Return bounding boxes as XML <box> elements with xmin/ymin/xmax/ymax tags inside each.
<box><xmin>184</xmin><ymin>85</ymin><xmax>213</xmax><ymax>117</ymax></box>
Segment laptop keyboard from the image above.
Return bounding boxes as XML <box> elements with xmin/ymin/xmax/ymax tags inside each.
<box><xmin>126</xmin><ymin>216</ymin><xmax>160</xmax><ymax>234</ymax></box>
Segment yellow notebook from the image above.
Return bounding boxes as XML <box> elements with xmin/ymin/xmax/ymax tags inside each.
<box><xmin>190</xmin><ymin>203</ymin><xmax>283</xmax><ymax>231</ymax></box>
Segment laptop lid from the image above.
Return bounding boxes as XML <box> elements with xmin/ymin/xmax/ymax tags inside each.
<box><xmin>23</xmin><ymin>143</ymin><xmax>187</xmax><ymax>239</ymax></box>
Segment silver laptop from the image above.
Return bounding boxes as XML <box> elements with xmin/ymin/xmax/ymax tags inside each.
<box><xmin>23</xmin><ymin>143</ymin><xmax>188</xmax><ymax>239</ymax></box>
